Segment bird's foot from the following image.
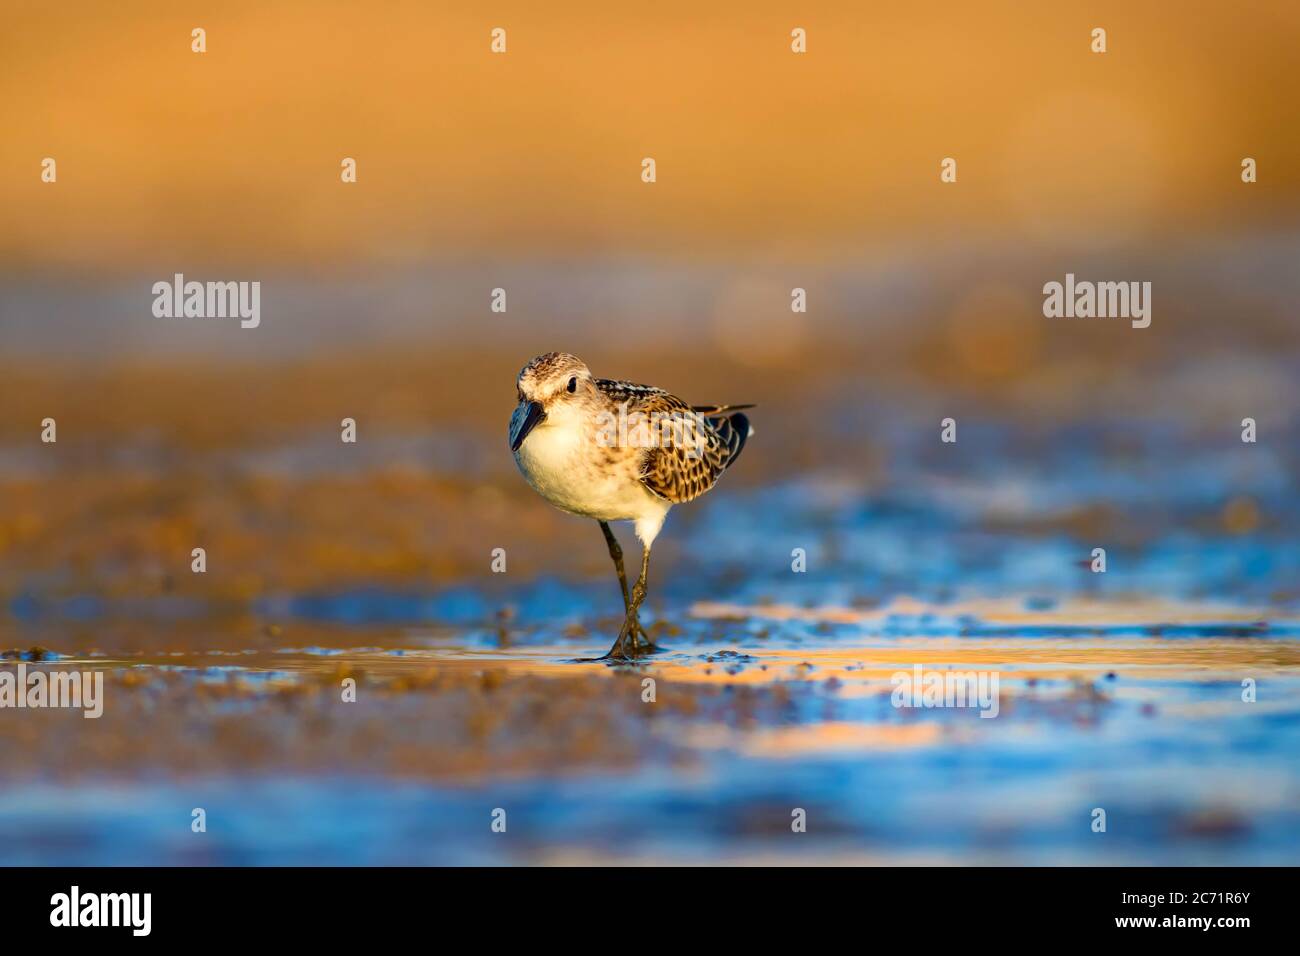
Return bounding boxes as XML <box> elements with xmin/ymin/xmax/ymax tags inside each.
<box><xmin>601</xmin><ymin>615</ymin><xmax>661</xmax><ymax>661</ymax></box>
<box><xmin>630</xmin><ymin>620</ymin><xmax>663</xmax><ymax>655</ymax></box>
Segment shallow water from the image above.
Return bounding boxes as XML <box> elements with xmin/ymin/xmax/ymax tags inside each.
<box><xmin>4</xmin><ymin>593</ymin><xmax>1298</xmax><ymax>865</ymax></box>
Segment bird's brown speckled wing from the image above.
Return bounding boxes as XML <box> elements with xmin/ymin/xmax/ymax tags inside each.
<box><xmin>594</xmin><ymin>378</ymin><xmax>752</xmax><ymax>503</ymax></box>
<box><xmin>639</xmin><ymin>394</ymin><xmax>750</xmax><ymax>504</ymax></box>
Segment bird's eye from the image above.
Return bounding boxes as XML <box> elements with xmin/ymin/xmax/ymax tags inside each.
<box><xmin>567</xmin><ymin>376</ymin><xmax>577</xmax><ymax>393</ymax></box>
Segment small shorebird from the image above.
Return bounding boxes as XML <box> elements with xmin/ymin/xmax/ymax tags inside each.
<box><xmin>509</xmin><ymin>352</ymin><xmax>752</xmax><ymax>660</ymax></box>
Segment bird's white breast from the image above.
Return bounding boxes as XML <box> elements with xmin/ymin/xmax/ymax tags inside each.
<box><xmin>513</xmin><ymin>416</ymin><xmax>664</xmax><ymax>525</ymax></box>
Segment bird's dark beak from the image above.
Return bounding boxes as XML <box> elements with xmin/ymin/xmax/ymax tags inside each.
<box><xmin>510</xmin><ymin>401</ymin><xmax>546</xmax><ymax>451</ymax></box>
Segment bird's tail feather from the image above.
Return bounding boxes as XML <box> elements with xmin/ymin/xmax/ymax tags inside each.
<box><xmin>712</xmin><ymin>411</ymin><xmax>751</xmax><ymax>467</ymax></box>
<box><xmin>692</xmin><ymin>403</ymin><xmax>756</xmax><ymax>417</ymax></box>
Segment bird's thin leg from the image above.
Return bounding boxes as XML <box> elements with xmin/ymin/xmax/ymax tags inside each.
<box><xmin>605</xmin><ymin>545</ymin><xmax>651</xmax><ymax>660</ymax></box>
<box><xmin>599</xmin><ymin>521</ymin><xmax>632</xmax><ymax>610</ymax></box>
<box><xmin>599</xmin><ymin>521</ymin><xmax>650</xmax><ymax>652</ymax></box>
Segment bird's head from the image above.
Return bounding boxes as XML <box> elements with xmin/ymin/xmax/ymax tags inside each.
<box><xmin>510</xmin><ymin>352</ymin><xmax>595</xmax><ymax>451</ymax></box>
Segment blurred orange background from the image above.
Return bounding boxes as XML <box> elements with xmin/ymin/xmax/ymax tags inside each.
<box><xmin>3</xmin><ymin>0</ymin><xmax>1298</xmax><ymax>273</ymax></box>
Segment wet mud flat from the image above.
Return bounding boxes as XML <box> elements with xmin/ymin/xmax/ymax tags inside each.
<box><xmin>3</xmin><ymin>597</ymin><xmax>1298</xmax><ymax>865</ymax></box>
